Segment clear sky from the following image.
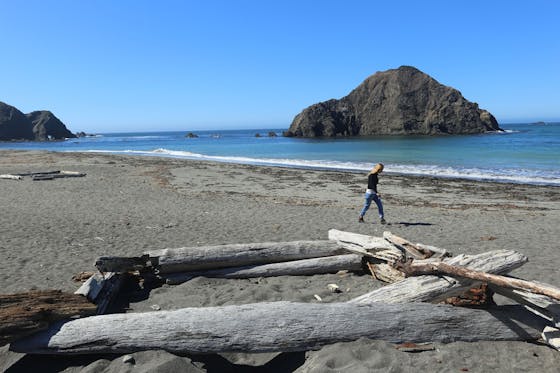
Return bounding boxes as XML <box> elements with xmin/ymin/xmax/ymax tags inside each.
<box><xmin>1</xmin><ymin>0</ymin><xmax>559</xmax><ymax>133</ymax></box>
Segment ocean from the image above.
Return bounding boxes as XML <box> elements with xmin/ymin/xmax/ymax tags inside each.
<box><xmin>1</xmin><ymin>123</ymin><xmax>559</xmax><ymax>186</ymax></box>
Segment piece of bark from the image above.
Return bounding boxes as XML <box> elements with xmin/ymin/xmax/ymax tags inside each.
<box><xmin>0</xmin><ymin>290</ymin><xmax>96</xmax><ymax>346</ymax></box>
<box><xmin>147</xmin><ymin>240</ymin><xmax>347</xmax><ymax>274</ymax></box>
<box><xmin>444</xmin><ymin>283</ymin><xmax>494</xmax><ymax>308</ymax></box>
<box><xmin>10</xmin><ymin>301</ymin><xmax>544</xmax><ymax>355</ymax></box>
<box><xmin>163</xmin><ymin>254</ymin><xmax>363</xmax><ymax>285</ymax></box>
<box><xmin>349</xmin><ymin>250</ymin><xmax>527</xmax><ymax>304</ymax></box>
<box><xmin>394</xmin><ymin>342</ymin><xmax>436</xmax><ymax>352</ymax></box>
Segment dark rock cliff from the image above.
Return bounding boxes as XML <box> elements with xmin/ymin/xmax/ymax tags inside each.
<box><xmin>0</xmin><ymin>101</ymin><xmax>76</xmax><ymax>141</ymax></box>
<box><xmin>286</xmin><ymin>66</ymin><xmax>502</xmax><ymax>137</ymax></box>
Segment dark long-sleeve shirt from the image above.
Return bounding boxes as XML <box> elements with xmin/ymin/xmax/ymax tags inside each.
<box><xmin>367</xmin><ymin>173</ymin><xmax>379</xmax><ymax>193</ymax></box>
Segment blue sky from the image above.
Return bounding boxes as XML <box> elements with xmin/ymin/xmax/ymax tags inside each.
<box><xmin>1</xmin><ymin>1</ymin><xmax>559</xmax><ymax>133</ymax></box>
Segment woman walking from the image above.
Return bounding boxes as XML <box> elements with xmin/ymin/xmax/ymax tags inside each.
<box><xmin>358</xmin><ymin>163</ymin><xmax>386</xmax><ymax>224</ymax></box>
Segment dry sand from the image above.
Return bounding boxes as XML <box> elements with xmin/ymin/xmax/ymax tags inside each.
<box><xmin>1</xmin><ymin>150</ymin><xmax>559</xmax><ymax>372</ymax></box>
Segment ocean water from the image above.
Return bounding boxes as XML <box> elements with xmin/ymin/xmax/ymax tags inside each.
<box><xmin>1</xmin><ymin>123</ymin><xmax>559</xmax><ymax>186</ymax></box>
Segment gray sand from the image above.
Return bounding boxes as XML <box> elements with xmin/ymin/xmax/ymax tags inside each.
<box><xmin>1</xmin><ymin>150</ymin><xmax>559</xmax><ymax>372</ymax></box>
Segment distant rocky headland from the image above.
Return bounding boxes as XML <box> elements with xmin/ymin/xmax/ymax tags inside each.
<box><xmin>285</xmin><ymin>66</ymin><xmax>502</xmax><ymax>137</ymax></box>
<box><xmin>0</xmin><ymin>101</ymin><xmax>76</xmax><ymax>141</ymax></box>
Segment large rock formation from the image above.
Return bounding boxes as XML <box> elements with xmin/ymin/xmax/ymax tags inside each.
<box><xmin>285</xmin><ymin>66</ymin><xmax>502</xmax><ymax>137</ymax></box>
<box><xmin>0</xmin><ymin>101</ymin><xmax>76</xmax><ymax>141</ymax></box>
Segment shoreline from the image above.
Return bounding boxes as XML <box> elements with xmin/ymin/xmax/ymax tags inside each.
<box><xmin>1</xmin><ymin>150</ymin><xmax>559</xmax><ymax>372</ymax></box>
<box><xmin>2</xmin><ymin>145</ymin><xmax>559</xmax><ymax>187</ymax></box>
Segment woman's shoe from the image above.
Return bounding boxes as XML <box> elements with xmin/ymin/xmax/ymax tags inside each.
<box><xmin>380</xmin><ymin>218</ymin><xmax>387</xmax><ymax>224</ymax></box>
<box><xmin>358</xmin><ymin>216</ymin><xmax>364</xmax><ymax>223</ymax></box>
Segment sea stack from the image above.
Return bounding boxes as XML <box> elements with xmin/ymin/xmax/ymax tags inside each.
<box><xmin>285</xmin><ymin>66</ymin><xmax>502</xmax><ymax>137</ymax></box>
<box><xmin>0</xmin><ymin>101</ymin><xmax>76</xmax><ymax>141</ymax></box>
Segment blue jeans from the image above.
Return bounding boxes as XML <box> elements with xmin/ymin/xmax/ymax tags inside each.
<box><xmin>360</xmin><ymin>192</ymin><xmax>384</xmax><ymax>219</ymax></box>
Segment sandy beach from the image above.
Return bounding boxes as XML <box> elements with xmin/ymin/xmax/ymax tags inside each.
<box><xmin>1</xmin><ymin>150</ymin><xmax>559</xmax><ymax>372</ymax></box>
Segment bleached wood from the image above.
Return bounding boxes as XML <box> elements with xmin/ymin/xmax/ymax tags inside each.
<box><xmin>370</xmin><ymin>249</ymin><xmax>404</xmax><ymax>264</ymax></box>
<box><xmin>383</xmin><ymin>231</ymin><xmax>430</xmax><ymax>259</ymax></box>
<box><xmin>367</xmin><ymin>262</ymin><xmax>405</xmax><ymax>283</ymax></box>
<box><xmin>349</xmin><ymin>250</ymin><xmax>527</xmax><ymax>304</ymax></box>
<box><xmin>416</xmin><ymin>243</ymin><xmax>450</xmax><ymax>258</ymax></box>
<box><xmin>335</xmin><ymin>241</ymin><xmax>379</xmax><ymax>258</ymax></box>
<box><xmin>10</xmin><ymin>301</ymin><xmax>544</xmax><ymax>355</ymax></box>
<box><xmin>491</xmin><ymin>285</ymin><xmax>560</xmax><ymax>327</ymax></box>
<box><xmin>542</xmin><ymin>326</ymin><xmax>560</xmax><ymax>350</ymax></box>
<box><xmin>404</xmin><ymin>261</ymin><xmax>560</xmax><ymax>301</ymax></box>
<box><xmin>74</xmin><ymin>272</ymin><xmax>124</xmax><ymax>314</ymax></box>
<box><xmin>327</xmin><ymin>229</ymin><xmax>394</xmax><ymax>251</ymax></box>
<box><xmin>147</xmin><ymin>240</ymin><xmax>347</xmax><ymax>274</ymax></box>
<box><xmin>163</xmin><ymin>254</ymin><xmax>363</xmax><ymax>285</ymax></box>
<box><xmin>0</xmin><ymin>174</ymin><xmax>22</xmax><ymax>180</ymax></box>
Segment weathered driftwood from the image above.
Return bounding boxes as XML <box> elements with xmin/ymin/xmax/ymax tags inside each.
<box><xmin>25</xmin><ymin>170</ymin><xmax>86</xmax><ymax>181</ymax></box>
<box><xmin>95</xmin><ymin>254</ymin><xmax>152</xmax><ymax>273</ymax></box>
<box><xmin>163</xmin><ymin>254</ymin><xmax>363</xmax><ymax>285</ymax></box>
<box><xmin>0</xmin><ymin>174</ymin><xmax>22</xmax><ymax>180</ymax></box>
<box><xmin>14</xmin><ymin>170</ymin><xmax>62</xmax><ymax>176</ymax></box>
<box><xmin>349</xmin><ymin>249</ymin><xmax>528</xmax><ymax>304</ymax></box>
<box><xmin>382</xmin><ymin>231</ymin><xmax>432</xmax><ymax>259</ymax></box>
<box><xmin>74</xmin><ymin>272</ymin><xmax>125</xmax><ymax>314</ymax></box>
<box><xmin>147</xmin><ymin>240</ymin><xmax>347</xmax><ymax>274</ymax></box>
<box><xmin>367</xmin><ymin>262</ymin><xmax>406</xmax><ymax>283</ymax></box>
<box><xmin>491</xmin><ymin>285</ymin><xmax>560</xmax><ymax>327</ymax></box>
<box><xmin>328</xmin><ymin>229</ymin><xmax>395</xmax><ymax>251</ymax></box>
<box><xmin>401</xmin><ymin>261</ymin><xmax>560</xmax><ymax>301</ymax></box>
<box><xmin>10</xmin><ymin>301</ymin><xmax>544</xmax><ymax>355</ymax></box>
<box><xmin>0</xmin><ymin>290</ymin><xmax>96</xmax><ymax>346</ymax></box>
<box><xmin>542</xmin><ymin>326</ymin><xmax>560</xmax><ymax>350</ymax></box>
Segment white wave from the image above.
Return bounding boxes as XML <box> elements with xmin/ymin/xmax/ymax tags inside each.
<box><xmin>79</xmin><ymin>148</ymin><xmax>560</xmax><ymax>186</ymax></box>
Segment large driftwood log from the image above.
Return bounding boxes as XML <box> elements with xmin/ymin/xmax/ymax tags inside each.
<box><xmin>0</xmin><ymin>290</ymin><xmax>96</xmax><ymax>346</ymax></box>
<box><xmin>147</xmin><ymin>240</ymin><xmax>347</xmax><ymax>274</ymax></box>
<box><xmin>163</xmin><ymin>254</ymin><xmax>363</xmax><ymax>285</ymax></box>
<box><xmin>10</xmin><ymin>301</ymin><xmax>544</xmax><ymax>355</ymax></box>
<box><xmin>349</xmin><ymin>250</ymin><xmax>528</xmax><ymax>304</ymax></box>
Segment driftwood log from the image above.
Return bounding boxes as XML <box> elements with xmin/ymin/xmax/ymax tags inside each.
<box><xmin>328</xmin><ymin>229</ymin><xmax>395</xmax><ymax>252</ymax></box>
<box><xmin>0</xmin><ymin>290</ymin><xmax>96</xmax><ymax>346</ymax></box>
<box><xmin>10</xmin><ymin>301</ymin><xmax>545</xmax><ymax>355</ymax></box>
<box><xmin>400</xmin><ymin>261</ymin><xmax>560</xmax><ymax>301</ymax></box>
<box><xmin>163</xmin><ymin>254</ymin><xmax>363</xmax><ymax>285</ymax></box>
<box><xmin>146</xmin><ymin>240</ymin><xmax>348</xmax><ymax>274</ymax></box>
<box><xmin>349</xmin><ymin>249</ymin><xmax>528</xmax><ymax>304</ymax></box>
<box><xmin>491</xmin><ymin>286</ymin><xmax>560</xmax><ymax>327</ymax></box>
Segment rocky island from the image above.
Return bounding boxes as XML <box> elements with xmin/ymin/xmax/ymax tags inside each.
<box><xmin>0</xmin><ymin>101</ymin><xmax>76</xmax><ymax>141</ymax></box>
<box><xmin>285</xmin><ymin>66</ymin><xmax>502</xmax><ymax>137</ymax></box>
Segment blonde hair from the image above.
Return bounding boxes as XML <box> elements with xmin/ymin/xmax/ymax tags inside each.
<box><xmin>369</xmin><ymin>163</ymin><xmax>384</xmax><ymax>175</ymax></box>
